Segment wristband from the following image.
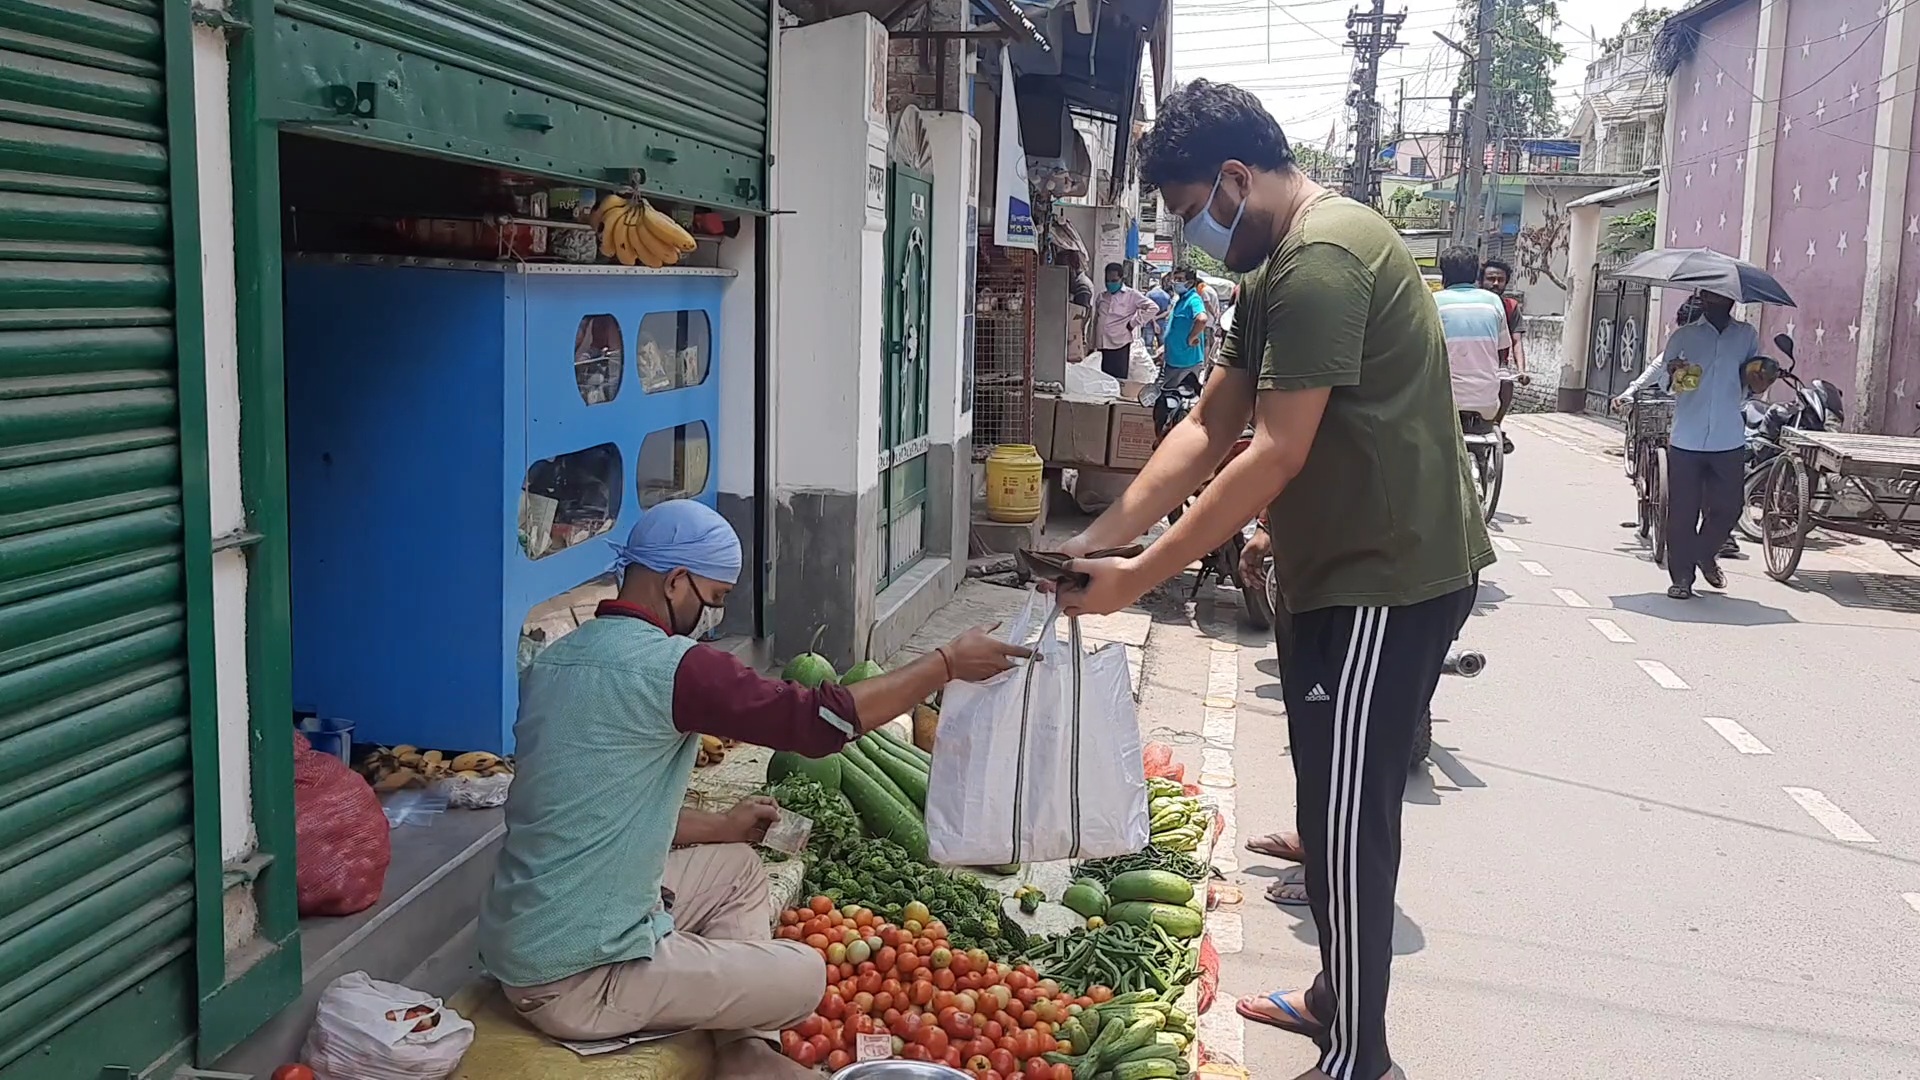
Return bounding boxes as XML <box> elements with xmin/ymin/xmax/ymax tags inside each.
<box><xmin>935</xmin><ymin>646</ymin><xmax>954</xmax><ymax>681</ymax></box>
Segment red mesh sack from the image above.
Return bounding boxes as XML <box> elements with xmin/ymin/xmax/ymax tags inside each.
<box><xmin>293</xmin><ymin>732</ymin><xmax>392</xmax><ymax>916</ymax></box>
<box><xmin>1196</xmin><ymin>933</ymin><xmax>1220</xmax><ymax>1015</ymax></box>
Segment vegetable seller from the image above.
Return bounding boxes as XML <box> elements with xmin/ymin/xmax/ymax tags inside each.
<box><xmin>1051</xmin><ymin>80</ymin><xmax>1490</xmax><ymax>1080</ymax></box>
<box><xmin>478</xmin><ymin>499</ymin><xmax>1028</xmax><ymax>1076</ymax></box>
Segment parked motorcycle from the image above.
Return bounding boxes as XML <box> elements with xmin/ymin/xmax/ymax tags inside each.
<box><xmin>1143</xmin><ymin>371</ymin><xmax>1275</xmax><ymax>630</ymax></box>
<box><xmin>1736</xmin><ymin>334</ymin><xmax>1843</xmax><ymax>541</ymax></box>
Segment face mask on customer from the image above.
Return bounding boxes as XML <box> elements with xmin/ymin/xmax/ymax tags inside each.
<box><xmin>1105</xmin><ymin>281</ymin><xmax>1122</xmax><ymax>294</ymax></box>
<box><xmin>1183</xmin><ymin>172</ymin><xmax>1247</xmax><ymax>263</ymax></box>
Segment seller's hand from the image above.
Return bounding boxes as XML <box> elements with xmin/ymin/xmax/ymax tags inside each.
<box><xmin>1059</xmin><ymin>554</ymin><xmax>1151</xmax><ymax>617</ymax></box>
<box><xmin>940</xmin><ymin>623</ymin><xmax>1032</xmax><ymax>682</ymax></box>
<box><xmin>723</xmin><ymin>795</ymin><xmax>780</xmax><ymax>845</ymax></box>
<box><xmin>1239</xmin><ymin>526</ymin><xmax>1271</xmax><ymax>596</ymax></box>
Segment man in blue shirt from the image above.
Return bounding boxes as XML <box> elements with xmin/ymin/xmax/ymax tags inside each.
<box><xmin>1615</xmin><ymin>289</ymin><xmax>1758</xmax><ymax>599</ymax></box>
<box><xmin>1161</xmin><ymin>267</ymin><xmax>1210</xmax><ymax>371</ymax></box>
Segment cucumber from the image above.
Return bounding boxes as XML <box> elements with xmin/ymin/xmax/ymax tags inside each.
<box><xmin>1117</xmin><ymin>1044</ymin><xmax>1182</xmax><ymax>1063</ymax></box>
<box><xmin>858</xmin><ymin>734</ymin><xmax>929</xmax><ymax>809</ymax></box>
<box><xmin>1106</xmin><ymin>870</ymin><xmax>1195</xmax><ymax>905</ymax></box>
<box><xmin>1111</xmin><ymin>1061</ymin><xmax>1180</xmax><ymax>1080</ymax></box>
<box><xmin>835</xmin><ymin>750</ymin><xmax>928</xmax><ymax>858</ymax></box>
<box><xmin>1062</xmin><ymin>882</ymin><xmax>1109</xmax><ymax>918</ymax></box>
<box><xmin>1105</xmin><ymin>901</ymin><xmax>1204</xmax><ymax>939</ymax></box>
<box><xmin>1098</xmin><ymin>1018</ymin><xmax>1161</xmax><ymax>1067</ymax></box>
<box><xmin>867</xmin><ymin>729</ymin><xmax>931</xmax><ymax>775</ymax></box>
<box><xmin>766</xmin><ymin>750</ymin><xmax>842</xmax><ymax>789</ymax></box>
<box><xmin>839</xmin><ymin>740</ymin><xmax>915</xmax><ymax>808</ymax></box>
<box><xmin>872</xmin><ymin>724</ymin><xmax>934</xmax><ymax>767</ymax></box>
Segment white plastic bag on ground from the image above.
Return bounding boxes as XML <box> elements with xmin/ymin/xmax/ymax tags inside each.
<box><xmin>925</xmin><ymin>592</ymin><xmax>1150</xmax><ymax>866</ymax></box>
<box><xmin>1065</xmin><ymin>356</ymin><xmax>1122</xmax><ymax>398</ymax></box>
<box><xmin>304</xmin><ymin>971</ymin><xmax>474</xmax><ymax>1080</ymax></box>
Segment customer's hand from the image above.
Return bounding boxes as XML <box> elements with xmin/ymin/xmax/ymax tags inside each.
<box><xmin>1059</xmin><ymin>553</ymin><xmax>1151</xmax><ymax>617</ymax></box>
<box><xmin>1239</xmin><ymin>526</ymin><xmax>1271</xmax><ymax>596</ymax></box>
<box><xmin>939</xmin><ymin>623</ymin><xmax>1032</xmax><ymax>682</ymax></box>
<box><xmin>1036</xmin><ymin>533</ymin><xmax>1098</xmax><ymax>594</ymax></box>
<box><xmin>723</xmin><ymin>795</ymin><xmax>780</xmax><ymax>845</ymax></box>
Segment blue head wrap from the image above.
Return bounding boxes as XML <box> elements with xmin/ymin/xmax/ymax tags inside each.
<box><xmin>608</xmin><ymin>500</ymin><xmax>742</xmax><ymax>585</ymax></box>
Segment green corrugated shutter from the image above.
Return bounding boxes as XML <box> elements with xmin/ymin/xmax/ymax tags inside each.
<box><xmin>271</xmin><ymin>0</ymin><xmax>771</xmax><ymax>210</ymax></box>
<box><xmin>0</xmin><ymin>0</ymin><xmax>200</xmax><ymax>1075</ymax></box>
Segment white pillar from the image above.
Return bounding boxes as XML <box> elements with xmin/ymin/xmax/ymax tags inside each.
<box><xmin>771</xmin><ymin>14</ymin><xmax>889</xmax><ymax>663</ymax></box>
<box><xmin>1560</xmin><ymin>203</ymin><xmax>1603</xmax><ymax>409</ymax></box>
<box><xmin>1853</xmin><ymin>0</ymin><xmax>1919</xmax><ymax>432</ymax></box>
<box><xmin>920</xmin><ymin>110</ymin><xmax>981</xmax><ymax>567</ymax></box>
<box><xmin>1737</xmin><ymin>0</ymin><xmax>1790</xmax><ymax>327</ymax></box>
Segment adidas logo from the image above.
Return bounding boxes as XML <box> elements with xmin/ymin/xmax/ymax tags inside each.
<box><xmin>1305</xmin><ymin>684</ymin><xmax>1329</xmax><ymax>702</ymax></box>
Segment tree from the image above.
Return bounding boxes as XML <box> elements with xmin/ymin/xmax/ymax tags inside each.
<box><xmin>1516</xmin><ymin>191</ymin><xmax>1570</xmax><ymax>289</ymax></box>
<box><xmin>1455</xmin><ymin>0</ymin><xmax>1567</xmax><ymax>137</ymax></box>
<box><xmin>1598</xmin><ymin>8</ymin><xmax>1672</xmax><ymax>55</ymax></box>
<box><xmin>1601</xmin><ymin>208</ymin><xmax>1658</xmax><ymax>257</ymax></box>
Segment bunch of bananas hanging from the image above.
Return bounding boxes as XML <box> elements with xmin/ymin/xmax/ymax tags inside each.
<box><xmin>592</xmin><ymin>194</ymin><xmax>698</xmax><ymax>268</ymax></box>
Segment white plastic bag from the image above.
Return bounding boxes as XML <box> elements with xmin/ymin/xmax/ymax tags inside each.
<box><xmin>1065</xmin><ymin>356</ymin><xmax>1122</xmax><ymax>399</ymax></box>
<box><xmin>925</xmin><ymin>592</ymin><xmax>1150</xmax><ymax>865</ymax></box>
<box><xmin>304</xmin><ymin>971</ymin><xmax>474</xmax><ymax>1080</ymax></box>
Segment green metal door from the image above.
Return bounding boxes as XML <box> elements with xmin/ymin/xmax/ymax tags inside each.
<box><xmin>0</xmin><ymin>0</ymin><xmax>209</xmax><ymax>1074</ymax></box>
<box><xmin>878</xmin><ymin>165</ymin><xmax>932</xmax><ymax>590</ymax></box>
<box><xmin>268</xmin><ymin>0</ymin><xmax>772</xmax><ymax>211</ymax></box>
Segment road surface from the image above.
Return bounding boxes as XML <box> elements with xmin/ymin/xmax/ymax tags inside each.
<box><xmin>1132</xmin><ymin>412</ymin><xmax>1920</xmax><ymax>1079</ymax></box>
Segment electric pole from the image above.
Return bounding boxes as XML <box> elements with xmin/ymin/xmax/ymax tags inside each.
<box><xmin>1344</xmin><ymin>0</ymin><xmax>1405</xmax><ymax>208</ymax></box>
<box><xmin>1458</xmin><ymin>0</ymin><xmax>1496</xmax><ymax>249</ymax></box>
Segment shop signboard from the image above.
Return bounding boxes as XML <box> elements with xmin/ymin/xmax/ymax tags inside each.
<box><xmin>993</xmin><ymin>58</ymin><xmax>1037</xmax><ymax>250</ymax></box>
<box><xmin>1148</xmin><ymin>240</ymin><xmax>1174</xmax><ymax>266</ymax></box>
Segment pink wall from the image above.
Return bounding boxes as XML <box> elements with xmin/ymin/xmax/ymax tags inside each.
<box><xmin>1756</xmin><ymin>0</ymin><xmax>1887</xmax><ymax>391</ymax></box>
<box><xmin>1888</xmin><ymin>63</ymin><xmax>1920</xmax><ymax>435</ymax></box>
<box><xmin>1658</xmin><ymin>1</ymin><xmax>1759</xmax><ymax>353</ymax></box>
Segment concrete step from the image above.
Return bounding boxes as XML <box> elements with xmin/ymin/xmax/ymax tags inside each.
<box><xmin>213</xmin><ymin>809</ymin><xmax>504</xmax><ymax>1075</ymax></box>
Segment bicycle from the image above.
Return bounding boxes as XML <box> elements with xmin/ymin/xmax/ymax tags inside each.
<box><xmin>1623</xmin><ymin>389</ymin><xmax>1675</xmax><ymax>566</ymax></box>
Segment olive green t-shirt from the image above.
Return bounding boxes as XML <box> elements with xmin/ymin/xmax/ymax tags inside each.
<box><xmin>1221</xmin><ymin>194</ymin><xmax>1494</xmax><ymax>613</ymax></box>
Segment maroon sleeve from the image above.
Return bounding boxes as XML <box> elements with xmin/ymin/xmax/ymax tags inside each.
<box><xmin>671</xmin><ymin>644</ymin><xmax>860</xmax><ymax>757</ymax></box>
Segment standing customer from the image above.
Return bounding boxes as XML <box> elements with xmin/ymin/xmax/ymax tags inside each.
<box><xmin>1052</xmin><ymin>80</ymin><xmax>1491</xmax><ymax>1080</ymax></box>
<box><xmin>1092</xmin><ymin>261</ymin><xmax>1162</xmax><ymax>380</ymax></box>
<box><xmin>1614</xmin><ymin>289</ymin><xmax>1756</xmax><ymax>598</ymax></box>
<box><xmin>1160</xmin><ymin>267</ymin><xmax>1210</xmax><ymax>374</ymax></box>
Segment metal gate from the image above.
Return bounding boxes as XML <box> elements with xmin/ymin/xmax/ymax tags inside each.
<box><xmin>0</xmin><ymin>0</ymin><xmax>208</xmax><ymax>1074</ymax></box>
<box><xmin>878</xmin><ymin>164</ymin><xmax>932</xmax><ymax>590</ymax></box>
<box><xmin>1585</xmin><ymin>265</ymin><xmax>1649</xmax><ymax>415</ymax></box>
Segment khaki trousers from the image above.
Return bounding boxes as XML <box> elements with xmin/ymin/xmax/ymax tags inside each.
<box><xmin>504</xmin><ymin>843</ymin><xmax>821</xmax><ymax>1047</ymax></box>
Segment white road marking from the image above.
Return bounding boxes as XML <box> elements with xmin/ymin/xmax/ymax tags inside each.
<box><xmin>1552</xmin><ymin>588</ymin><xmax>1591</xmax><ymax>608</ymax></box>
<box><xmin>1491</xmin><ymin>536</ymin><xmax>1522</xmax><ymax>552</ymax></box>
<box><xmin>1207</xmin><ymin>649</ymin><xmax>1239</xmax><ymax>699</ymax></box>
<box><xmin>1519</xmin><ymin>560</ymin><xmax>1553</xmax><ymax>577</ymax></box>
<box><xmin>1703</xmin><ymin>716</ymin><xmax>1773</xmax><ymax>754</ymax></box>
<box><xmin>1210</xmin><ymin>787</ymin><xmax>1238</xmax><ymax>872</ymax></box>
<box><xmin>1635</xmin><ymin>659</ymin><xmax>1691</xmax><ymax>689</ymax></box>
<box><xmin>1903</xmin><ymin>893</ymin><xmax>1920</xmax><ymax>916</ymax></box>
<box><xmin>1200</xmin><ymin>747</ymin><xmax>1236</xmax><ymax>789</ymax></box>
<box><xmin>1783</xmin><ymin>787</ymin><xmax>1877</xmax><ymax>842</ymax></box>
<box><xmin>1203</xmin><ymin>707</ymin><xmax>1237</xmax><ymax>747</ymax></box>
<box><xmin>1587</xmin><ymin>617</ymin><xmax>1634</xmax><ymax>643</ymax></box>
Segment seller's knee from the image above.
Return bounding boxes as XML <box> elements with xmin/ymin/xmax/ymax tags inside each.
<box><xmin>765</xmin><ymin>940</ymin><xmax>828</xmax><ymax>1025</ymax></box>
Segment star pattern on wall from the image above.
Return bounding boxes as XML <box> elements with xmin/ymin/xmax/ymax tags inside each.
<box><xmin>1746</xmin><ymin>53</ymin><xmax>1756</xmax><ymax>72</ymax></box>
<box><xmin>1693</xmin><ymin>78</ymin><xmax>1702</xmax><ymax>95</ymax></box>
<box><xmin>1828</xmin><ymin>171</ymin><xmax>1841</xmax><ymax>193</ymax></box>
<box><xmin>1709</xmin><ymin>160</ymin><xmax>1719</xmax><ymax>177</ymax></box>
<box><xmin>1719</xmin><ymin>212</ymin><xmax>1728</xmax><ymax>228</ymax></box>
<box><xmin>1726</xmin><ymin>109</ymin><xmax>1737</xmax><ymax>128</ymax></box>
<box><xmin>1786</xmin><ymin>318</ymin><xmax>1798</xmax><ymax>337</ymax></box>
<box><xmin>1838</xmin><ymin>20</ymin><xmax>1849</xmax><ymax>42</ymax></box>
<box><xmin>1815</xmin><ymin>100</ymin><xmax>1827</xmax><ymax>121</ymax></box>
<box><xmin>1681</xmin><ymin>126</ymin><xmax>1689</xmax><ymax>144</ymax></box>
<box><xmin>1909</xmin><ymin>215</ymin><xmax>1919</xmax><ymax>237</ymax></box>
<box><xmin>1686</xmin><ymin>171</ymin><xmax>1695</xmax><ymax>187</ymax></box>
<box><xmin>1695</xmin><ymin>218</ymin><xmax>1704</xmax><ymax>235</ymax></box>
<box><xmin>1793</xmin><ymin>181</ymin><xmax>1804</xmax><ymax>203</ymax></box>
<box><xmin>1849</xmin><ymin>321</ymin><xmax>1860</xmax><ymax>343</ymax></box>
<box><xmin>1837</xmin><ymin>231</ymin><xmax>1850</xmax><ymax>253</ymax></box>
<box><xmin>1670</xmin><ymin>227</ymin><xmax>1680</xmax><ymax>244</ymax></box>
<box><xmin>1858</xmin><ymin>167</ymin><xmax>1870</xmax><ymax>190</ymax></box>
<box><xmin>1849</xmin><ymin>82</ymin><xmax>1862</xmax><ymax>106</ymax></box>
<box><xmin>1736</xmin><ymin>152</ymin><xmax>1747</xmax><ymax>173</ymax></box>
<box><xmin>1802</xmin><ymin>35</ymin><xmax>1811</xmax><ymax>57</ymax></box>
<box><xmin>1716</xmin><ymin>70</ymin><xmax>1726</xmax><ymax>86</ymax></box>
<box><xmin>1807</xmin><ymin>239</ymin><xmax>1818</xmax><ymax>261</ymax></box>
<box><xmin>1700</xmin><ymin>118</ymin><xmax>1710</xmax><ymax>134</ymax></box>
<box><xmin>1773</xmin><ymin>248</ymin><xmax>1784</xmax><ymax>267</ymax></box>
<box><xmin>1783</xmin><ymin>113</ymin><xmax>1794</xmax><ymax>135</ymax></box>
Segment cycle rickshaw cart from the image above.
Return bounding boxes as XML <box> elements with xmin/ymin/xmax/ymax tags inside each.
<box><xmin>1758</xmin><ymin>427</ymin><xmax>1920</xmax><ymax>582</ymax></box>
<box><xmin>1624</xmin><ymin>389</ymin><xmax>1675</xmax><ymax>565</ymax></box>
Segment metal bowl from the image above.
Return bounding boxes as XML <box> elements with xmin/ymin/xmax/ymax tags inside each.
<box><xmin>830</xmin><ymin>1062</ymin><xmax>973</xmax><ymax>1080</ymax></box>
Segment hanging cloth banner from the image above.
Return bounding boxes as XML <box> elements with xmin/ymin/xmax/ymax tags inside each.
<box><xmin>994</xmin><ymin>57</ymin><xmax>1037</xmax><ymax>250</ymax></box>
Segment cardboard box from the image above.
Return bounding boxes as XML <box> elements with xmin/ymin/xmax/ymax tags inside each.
<box><xmin>1051</xmin><ymin>395</ymin><xmax>1112</xmax><ymax>466</ymax></box>
<box><xmin>1106</xmin><ymin>401</ymin><xmax>1158</xmax><ymax>470</ymax></box>
<box><xmin>1030</xmin><ymin>394</ymin><xmax>1057</xmax><ymax>461</ymax></box>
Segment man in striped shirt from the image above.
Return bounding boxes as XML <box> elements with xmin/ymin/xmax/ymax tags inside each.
<box><xmin>1432</xmin><ymin>246</ymin><xmax>1511</xmax><ymax>427</ymax></box>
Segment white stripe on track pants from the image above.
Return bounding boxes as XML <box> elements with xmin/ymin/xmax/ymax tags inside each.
<box><xmin>1285</xmin><ymin>584</ymin><xmax>1475</xmax><ymax>1080</ymax></box>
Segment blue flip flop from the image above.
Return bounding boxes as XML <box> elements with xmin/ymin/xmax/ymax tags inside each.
<box><xmin>1236</xmin><ymin>991</ymin><xmax>1327</xmax><ymax>1039</ymax></box>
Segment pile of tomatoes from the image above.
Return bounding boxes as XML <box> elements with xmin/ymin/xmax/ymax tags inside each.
<box><xmin>776</xmin><ymin>895</ymin><xmax>1117</xmax><ymax>1078</ymax></box>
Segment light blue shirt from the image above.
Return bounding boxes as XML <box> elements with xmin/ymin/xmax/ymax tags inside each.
<box><xmin>1623</xmin><ymin>317</ymin><xmax>1759</xmax><ymax>453</ymax></box>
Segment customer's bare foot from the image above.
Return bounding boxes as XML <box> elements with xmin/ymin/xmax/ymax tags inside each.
<box><xmin>716</xmin><ymin>1038</ymin><xmax>815</xmax><ymax>1079</ymax></box>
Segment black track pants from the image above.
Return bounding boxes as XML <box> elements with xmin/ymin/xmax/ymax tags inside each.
<box><xmin>1286</xmin><ymin>585</ymin><xmax>1476</xmax><ymax>1080</ymax></box>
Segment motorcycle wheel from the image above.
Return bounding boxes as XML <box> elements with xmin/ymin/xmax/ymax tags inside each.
<box><xmin>1410</xmin><ymin>707</ymin><xmax>1433</xmax><ymax>770</ymax></box>
<box><xmin>1219</xmin><ymin>532</ymin><xmax>1273</xmax><ymax>630</ymax></box>
<box><xmin>1735</xmin><ymin>457</ymin><xmax>1776</xmax><ymax>543</ymax></box>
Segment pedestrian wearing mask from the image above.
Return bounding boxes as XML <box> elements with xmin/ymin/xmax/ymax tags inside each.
<box><xmin>1092</xmin><ymin>262</ymin><xmax>1162</xmax><ymax>380</ymax></box>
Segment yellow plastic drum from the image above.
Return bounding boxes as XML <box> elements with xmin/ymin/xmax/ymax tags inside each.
<box><xmin>984</xmin><ymin>443</ymin><xmax>1044</xmax><ymax>523</ymax></box>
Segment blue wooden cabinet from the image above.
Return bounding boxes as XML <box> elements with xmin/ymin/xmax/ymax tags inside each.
<box><xmin>285</xmin><ymin>258</ymin><xmax>729</xmax><ymax>754</ymax></box>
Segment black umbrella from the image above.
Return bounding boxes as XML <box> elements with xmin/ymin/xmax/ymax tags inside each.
<box><xmin>1608</xmin><ymin>247</ymin><xmax>1796</xmax><ymax>307</ymax></box>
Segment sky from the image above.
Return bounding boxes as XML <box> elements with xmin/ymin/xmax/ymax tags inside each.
<box><xmin>1168</xmin><ymin>0</ymin><xmax>1662</xmax><ymax>155</ymax></box>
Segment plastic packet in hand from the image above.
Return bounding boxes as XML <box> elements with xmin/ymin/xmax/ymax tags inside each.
<box><xmin>760</xmin><ymin>809</ymin><xmax>812</xmax><ymax>856</ymax></box>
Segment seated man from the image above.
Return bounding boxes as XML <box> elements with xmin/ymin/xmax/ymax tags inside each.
<box><xmin>479</xmin><ymin>499</ymin><xmax>1028</xmax><ymax>1078</ymax></box>
<box><xmin>1432</xmin><ymin>245</ymin><xmax>1511</xmax><ymax>432</ymax></box>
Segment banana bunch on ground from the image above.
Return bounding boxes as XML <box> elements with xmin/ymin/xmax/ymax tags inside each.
<box><xmin>357</xmin><ymin>745</ymin><xmax>514</xmax><ymax>792</ymax></box>
<box><xmin>695</xmin><ymin>734</ymin><xmax>737</xmax><ymax>768</ymax></box>
<box><xmin>592</xmin><ymin>194</ymin><xmax>697</xmax><ymax>268</ymax></box>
